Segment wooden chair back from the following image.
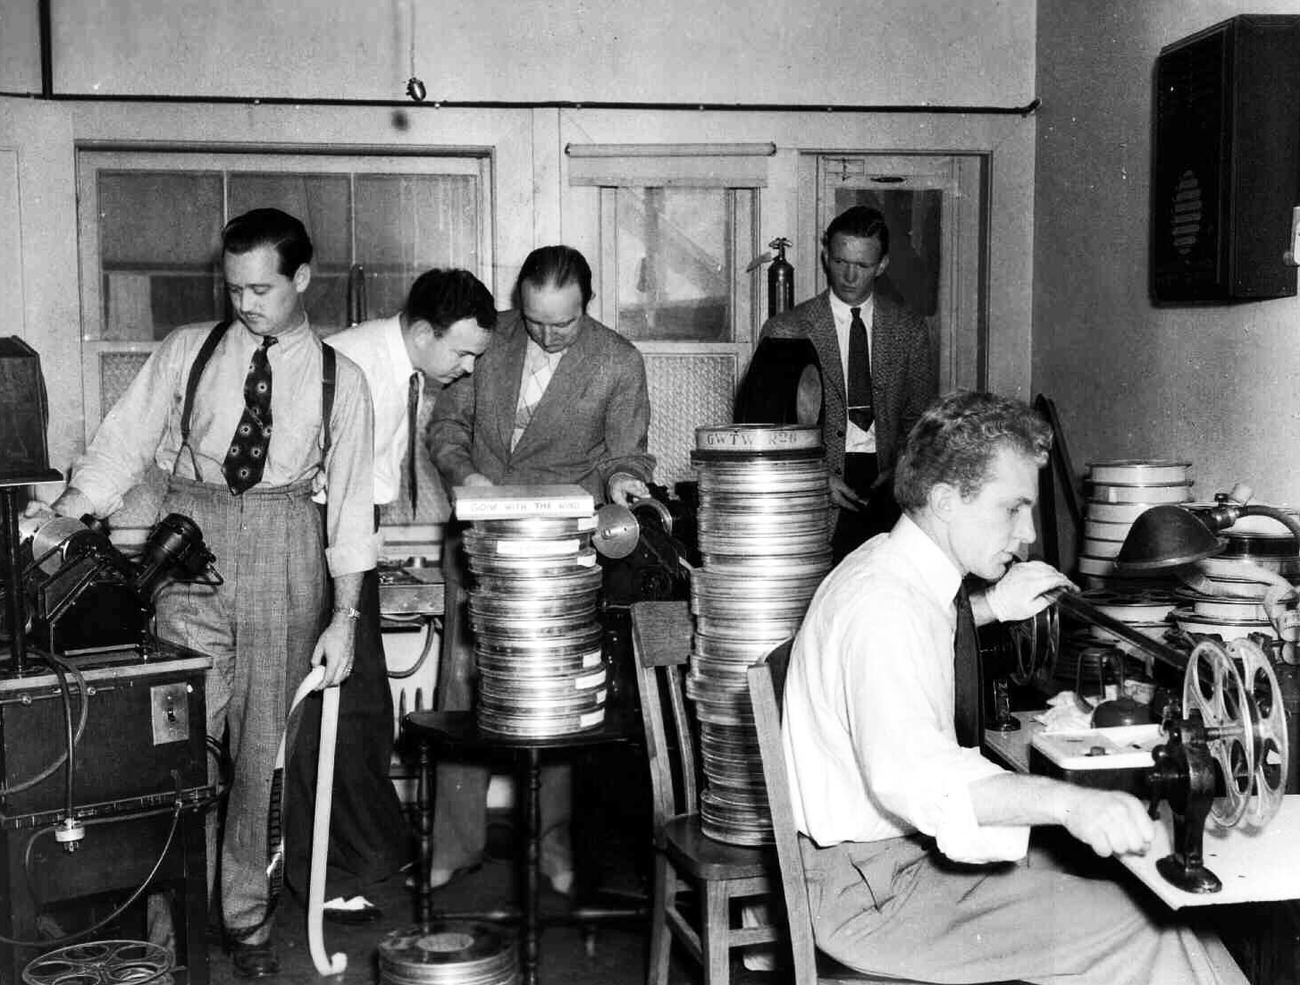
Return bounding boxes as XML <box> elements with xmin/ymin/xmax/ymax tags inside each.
<box><xmin>749</xmin><ymin>644</ymin><xmax>1021</xmax><ymax>985</ymax></box>
<box><xmin>748</xmin><ymin>642</ymin><xmax>820</xmax><ymax>985</ymax></box>
<box><xmin>630</xmin><ymin>600</ymin><xmax>698</xmax><ymax>835</ymax></box>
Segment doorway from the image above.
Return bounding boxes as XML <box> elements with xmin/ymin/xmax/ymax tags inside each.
<box><xmin>798</xmin><ymin>153</ymin><xmax>987</xmax><ymax>392</ymax></box>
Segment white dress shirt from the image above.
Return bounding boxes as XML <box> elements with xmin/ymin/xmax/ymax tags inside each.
<box><xmin>782</xmin><ymin>515</ymin><xmax>1028</xmax><ymax>864</ymax></box>
<box><xmin>829</xmin><ymin>291</ymin><xmax>876</xmax><ymax>454</ymax></box>
<box><xmin>326</xmin><ymin>315</ymin><xmax>418</xmax><ymax>507</ymax></box>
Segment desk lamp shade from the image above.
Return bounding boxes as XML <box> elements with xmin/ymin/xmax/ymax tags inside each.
<box><xmin>1116</xmin><ymin>505</ymin><xmax>1226</xmax><ymax>570</ymax></box>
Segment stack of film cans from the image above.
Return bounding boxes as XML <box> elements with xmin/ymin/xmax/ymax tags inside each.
<box><xmin>689</xmin><ymin>424</ymin><xmax>832</xmax><ymax>845</ymax></box>
<box><xmin>1079</xmin><ymin>459</ymin><xmax>1193</xmax><ymax>590</ymax></box>
<box><xmin>455</xmin><ymin>485</ymin><xmax>608</xmax><ymax>738</ymax></box>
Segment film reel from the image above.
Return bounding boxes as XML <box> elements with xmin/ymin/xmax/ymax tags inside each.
<box><xmin>1225</xmin><ymin>638</ymin><xmax>1289</xmax><ymax>827</ymax></box>
<box><xmin>1005</xmin><ymin>605</ymin><xmax>1060</xmax><ymax>686</ymax></box>
<box><xmin>22</xmin><ymin>940</ymin><xmax>174</xmax><ymax>985</ymax></box>
<box><xmin>1183</xmin><ymin>640</ymin><xmax>1256</xmax><ymax>827</ymax></box>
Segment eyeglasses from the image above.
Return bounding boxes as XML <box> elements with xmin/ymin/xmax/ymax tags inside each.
<box><xmin>828</xmin><ymin>257</ymin><xmax>883</xmax><ymax>273</ymax></box>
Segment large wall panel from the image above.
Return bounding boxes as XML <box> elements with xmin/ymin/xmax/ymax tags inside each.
<box><xmin>48</xmin><ymin>0</ymin><xmax>1035</xmax><ymax>108</ymax></box>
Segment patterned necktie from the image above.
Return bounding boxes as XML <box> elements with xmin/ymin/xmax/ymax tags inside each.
<box><xmin>846</xmin><ymin>305</ymin><xmax>874</xmax><ymax>431</ymax></box>
<box><xmin>953</xmin><ymin>583</ymin><xmax>983</xmax><ymax>748</ymax></box>
<box><xmin>222</xmin><ymin>335</ymin><xmax>277</xmax><ymax>495</ymax></box>
<box><xmin>407</xmin><ymin>371</ymin><xmax>421</xmax><ymax>514</ymax></box>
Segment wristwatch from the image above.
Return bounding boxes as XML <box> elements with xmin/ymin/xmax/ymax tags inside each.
<box><xmin>333</xmin><ymin>605</ymin><xmax>362</xmax><ymax>622</ymax></box>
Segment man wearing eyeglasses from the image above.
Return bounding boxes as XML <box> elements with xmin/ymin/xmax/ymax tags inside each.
<box><xmin>739</xmin><ymin>205</ymin><xmax>936</xmax><ymax>562</ymax></box>
<box><xmin>425</xmin><ymin>245</ymin><xmax>656</xmax><ymax>896</ymax></box>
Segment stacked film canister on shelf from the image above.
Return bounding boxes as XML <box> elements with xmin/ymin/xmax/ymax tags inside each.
<box><xmin>1063</xmin><ymin>461</ymin><xmax>1193</xmax><ymax>690</ymax></box>
<box><xmin>1079</xmin><ymin>460</ymin><xmax>1194</xmax><ymax>591</ymax></box>
<box><xmin>688</xmin><ymin>424</ymin><xmax>832</xmax><ymax>846</ymax></box>
<box><xmin>1172</xmin><ymin>507</ymin><xmax>1300</xmax><ymax>643</ymax></box>
<box><xmin>454</xmin><ymin>485</ymin><xmax>608</xmax><ymax>739</ymax></box>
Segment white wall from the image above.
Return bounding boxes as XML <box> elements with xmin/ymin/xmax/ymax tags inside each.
<box><xmin>0</xmin><ymin>0</ymin><xmax>40</xmax><ymax>93</ymax></box>
<box><xmin>41</xmin><ymin>0</ymin><xmax>1034</xmax><ymax>107</ymax></box>
<box><xmin>1034</xmin><ymin>0</ymin><xmax>1300</xmax><ymax>509</ymax></box>
<box><xmin>0</xmin><ymin>0</ymin><xmax>1041</xmax><ymax>480</ymax></box>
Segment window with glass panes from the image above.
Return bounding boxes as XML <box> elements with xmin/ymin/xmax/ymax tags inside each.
<box><xmin>78</xmin><ymin>150</ymin><xmax>491</xmax><ymax>428</ymax></box>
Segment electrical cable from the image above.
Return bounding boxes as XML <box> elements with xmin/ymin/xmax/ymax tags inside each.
<box><xmin>43</xmin><ymin>656</ymin><xmax>78</xmax><ymax>828</ymax></box>
<box><xmin>206</xmin><ymin>733</ymin><xmax>234</xmax><ymax>803</ymax></box>
<box><xmin>0</xmin><ymin>658</ymin><xmax>89</xmax><ymax>795</ymax></box>
<box><xmin>0</xmin><ymin>776</ymin><xmax>186</xmax><ymax>948</ymax></box>
<box><xmin>385</xmin><ymin>616</ymin><xmax>437</xmax><ymax>679</ymax></box>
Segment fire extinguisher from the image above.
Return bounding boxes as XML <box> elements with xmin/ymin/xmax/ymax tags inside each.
<box><xmin>768</xmin><ymin>237</ymin><xmax>794</xmax><ymax>317</ymax></box>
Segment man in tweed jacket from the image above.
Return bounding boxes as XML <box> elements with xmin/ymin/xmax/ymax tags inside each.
<box><xmin>425</xmin><ymin>245</ymin><xmax>655</xmax><ymax>895</ymax></box>
<box><xmin>740</xmin><ymin>206</ymin><xmax>937</xmax><ymax>561</ymax></box>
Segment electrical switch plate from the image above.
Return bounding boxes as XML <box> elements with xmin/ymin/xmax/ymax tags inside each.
<box><xmin>150</xmin><ymin>683</ymin><xmax>190</xmax><ymax>745</ymax></box>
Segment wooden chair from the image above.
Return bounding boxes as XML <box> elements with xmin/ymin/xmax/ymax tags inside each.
<box><xmin>630</xmin><ymin>600</ymin><xmax>779</xmax><ymax>985</ymax></box>
<box><xmin>747</xmin><ymin>648</ymin><xmax>1024</xmax><ymax>985</ymax></box>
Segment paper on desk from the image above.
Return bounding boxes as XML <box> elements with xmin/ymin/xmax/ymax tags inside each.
<box><xmin>1035</xmin><ymin>693</ymin><xmax>1095</xmax><ymax>732</ymax></box>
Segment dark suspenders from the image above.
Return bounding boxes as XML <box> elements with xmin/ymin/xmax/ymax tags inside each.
<box><xmin>180</xmin><ymin>320</ymin><xmax>337</xmax><ymax>465</ymax></box>
<box><xmin>320</xmin><ymin>342</ymin><xmax>336</xmax><ymax>459</ymax></box>
<box><xmin>179</xmin><ymin>320</ymin><xmax>231</xmax><ymax>448</ymax></box>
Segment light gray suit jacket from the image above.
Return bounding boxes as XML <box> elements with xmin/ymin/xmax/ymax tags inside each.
<box><xmin>427</xmin><ymin>310</ymin><xmax>655</xmax><ymax>503</ymax></box>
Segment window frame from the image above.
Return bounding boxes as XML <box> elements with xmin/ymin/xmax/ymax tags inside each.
<box><xmin>75</xmin><ymin>147</ymin><xmax>494</xmax><ymax>436</ymax></box>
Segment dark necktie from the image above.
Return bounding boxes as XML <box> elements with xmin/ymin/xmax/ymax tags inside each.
<box><xmin>222</xmin><ymin>335</ymin><xmax>277</xmax><ymax>495</ymax></box>
<box><xmin>407</xmin><ymin>371</ymin><xmax>421</xmax><ymax>514</ymax></box>
<box><xmin>846</xmin><ymin>305</ymin><xmax>874</xmax><ymax>431</ymax></box>
<box><xmin>953</xmin><ymin>583</ymin><xmax>983</xmax><ymax>748</ymax></box>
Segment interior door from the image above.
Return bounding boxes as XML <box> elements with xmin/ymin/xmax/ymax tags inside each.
<box><xmin>798</xmin><ymin>153</ymin><xmax>986</xmax><ymax>392</ymax></box>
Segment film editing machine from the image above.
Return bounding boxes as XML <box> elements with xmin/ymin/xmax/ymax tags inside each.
<box><xmin>0</xmin><ymin>338</ymin><xmax>221</xmax><ymax>984</ymax></box>
<box><xmin>990</xmin><ymin>495</ymin><xmax>1297</xmax><ymax>896</ymax></box>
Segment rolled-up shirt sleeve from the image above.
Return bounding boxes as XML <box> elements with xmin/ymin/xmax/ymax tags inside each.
<box><xmin>321</xmin><ymin>356</ymin><xmax>378</xmax><ymax>576</ymax></box>
<box><xmin>838</xmin><ymin>588</ymin><xmax>1029</xmax><ymax>864</ymax></box>
<box><xmin>69</xmin><ymin>331</ymin><xmax>191</xmax><ymax>517</ymax></box>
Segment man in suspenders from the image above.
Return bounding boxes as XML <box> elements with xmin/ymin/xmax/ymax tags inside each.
<box><xmin>49</xmin><ymin>209</ymin><xmax>377</xmax><ymax>978</ymax></box>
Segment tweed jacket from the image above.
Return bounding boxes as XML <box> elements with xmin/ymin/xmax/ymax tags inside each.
<box><xmin>754</xmin><ymin>290</ymin><xmax>936</xmax><ymax>519</ymax></box>
<box><xmin>427</xmin><ymin>310</ymin><xmax>655</xmax><ymax>503</ymax></box>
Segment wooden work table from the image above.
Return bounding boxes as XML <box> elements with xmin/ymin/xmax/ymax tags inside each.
<box><xmin>984</xmin><ymin>712</ymin><xmax>1300</xmax><ymax>908</ymax></box>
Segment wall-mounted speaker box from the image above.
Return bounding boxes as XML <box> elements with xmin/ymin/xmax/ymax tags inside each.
<box><xmin>1151</xmin><ymin>15</ymin><xmax>1300</xmax><ymax>304</ymax></box>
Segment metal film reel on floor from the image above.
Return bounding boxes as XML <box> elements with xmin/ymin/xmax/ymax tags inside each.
<box><xmin>22</xmin><ymin>940</ymin><xmax>174</xmax><ymax>985</ymax></box>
